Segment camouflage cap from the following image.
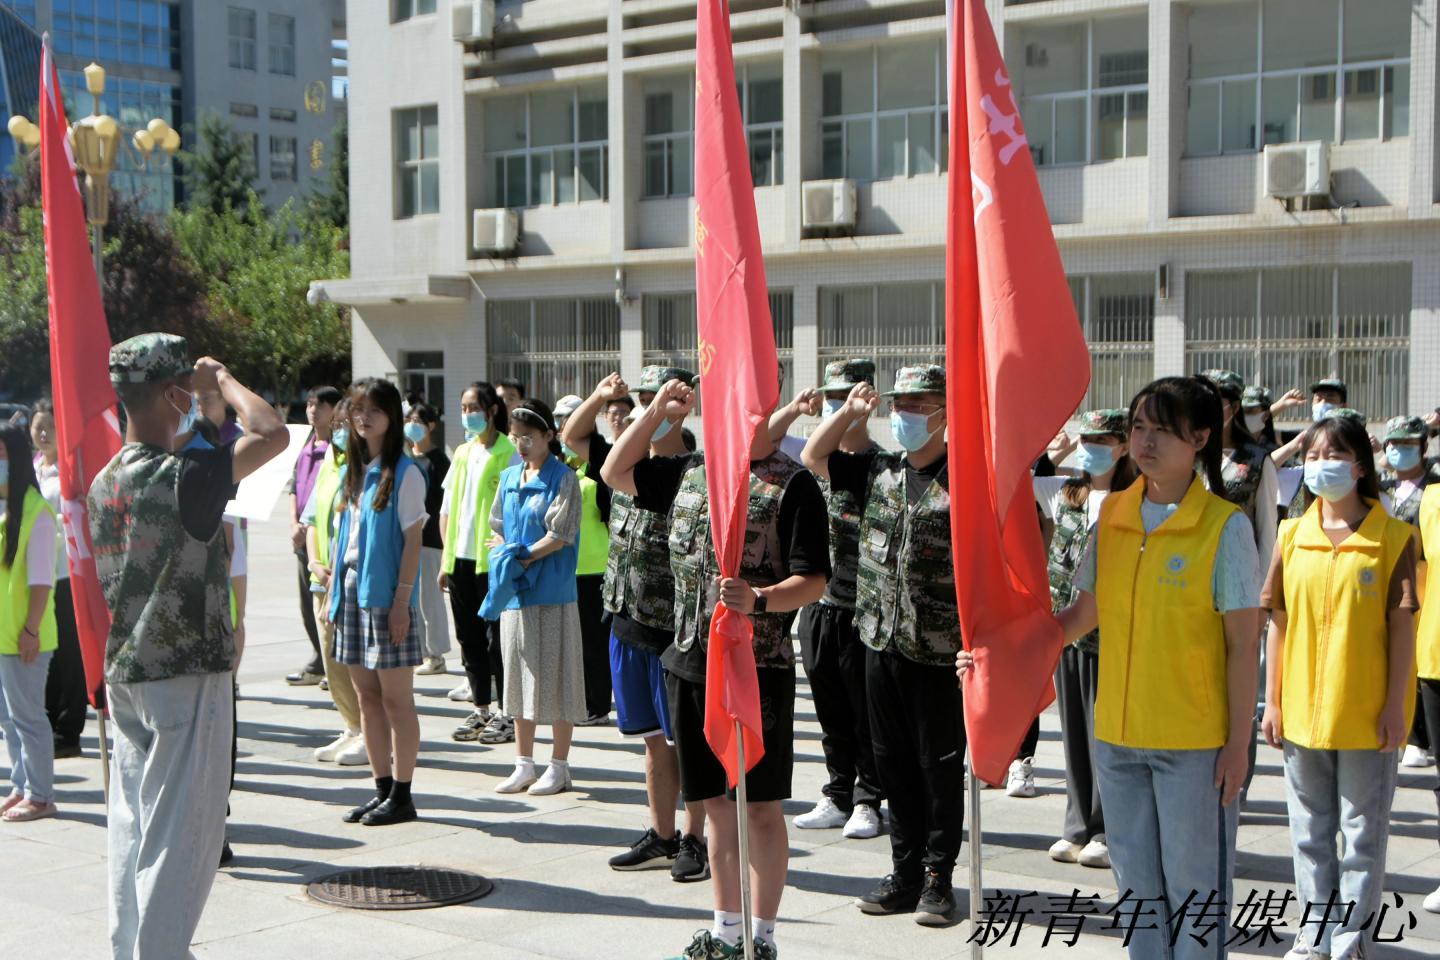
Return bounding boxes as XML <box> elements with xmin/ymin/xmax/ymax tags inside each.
<box><xmin>636</xmin><ymin>365</ymin><xmax>698</xmax><ymax>393</ymax></box>
<box><xmin>883</xmin><ymin>364</ymin><xmax>946</xmax><ymax>397</ymax></box>
<box><xmin>1321</xmin><ymin>407</ymin><xmax>1366</xmax><ymax>426</ymax></box>
<box><xmin>1076</xmin><ymin>409</ymin><xmax>1128</xmax><ymax>437</ymax></box>
<box><xmin>1241</xmin><ymin>386</ymin><xmax>1273</xmax><ymax>409</ymax></box>
<box><xmin>1309</xmin><ymin>377</ymin><xmax>1348</xmax><ymax>401</ymax></box>
<box><xmin>109</xmin><ymin>333</ymin><xmax>191</xmax><ymax>384</ymax></box>
<box><xmin>1200</xmin><ymin>369</ymin><xmax>1245</xmax><ymax>398</ymax></box>
<box><xmin>820</xmin><ymin>358</ymin><xmax>876</xmax><ymax>393</ymax></box>
<box><xmin>1384</xmin><ymin>414</ymin><xmax>1427</xmax><ymax>442</ymax></box>
<box><xmin>552</xmin><ymin>394</ymin><xmax>584</xmax><ymax>421</ymax></box>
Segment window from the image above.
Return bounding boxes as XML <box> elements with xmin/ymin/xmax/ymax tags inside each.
<box><xmin>487</xmin><ymin>299</ymin><xmax>622</xmax><ymax>402</ymax></box>
<box><xmin>1067</xmin><ymin>275</ymin><xmax>1155</xmax><ymax>411</ymax></box>
<box><xmin>228</xmin><ymin>6</ymin><xmax>255</xmax><ymax>71</ymax></box>
<box><xmin>741</xmin><ymin>62</ymin><xmax>784</xmax><ymax>187</ymax></box>
<box><xmin>393</xmin><ymin>0</ymin><xmax>437</xmax><ymax>21</ymax></box>
<box><xmin>269</xmin><ymin>135</ymin><xmax>297</xmax><ymax>181</ymax></box>
<box><xmin>1016</xmin><ymin>16</ymin><xmax>1149</xmax><ymax>166</ymax></box>
<box><xmin>395</xmin><ymin>105</ymin><xmax>440</xmax><ymax>217</ymax></box>
<box><xmin>821</xmin><ymin>41</ymin><xmax>947</xmax><ymax>180</ymax></box>
<box><xmin>230</xmin><ymin>102</ymin><xmax>257</xmax><ymax>118</ymax></box>
<box><xmin>641</xmin><ymin>291</ymin><xmax>794</xmax><ymax>389</ymax></box>
<box><xmin>818</xmin><ymin>282</ymin><xmax>945</xmax><ymax>408</ymax></box>
<box><xmin>1185</xmin><ymin>264</ymin><xmax>1411</xmax><ymax>419</ymax></box>
<box><xmin>1186</xmin><ymin>0</ymin><xmax>1410</xmax><ymax>155</ymax></box>
<box><xmin>401</xmin><ymin>351</ymin><xmax>446</xmax><ymax>441</ymax></box>
<box><xmin>484</xmin><ymin>85</ymin><xmax>608</xmax><ymax>207</ymax></box>
<box><xmin>268</xmin><ymin>13</ymin><xmax>295</xmax><ymax>76</ymax></box>
<box><xmin>642</xmin><ymin>74</ymin><xmax>692</xmax><ymax>199</ymax></box>
<box><xmin>270</xmin><ymin>107</ymin><xmax>297</xmax><ymax>123</ymax></box>
<box><xmin>59</xmin><ymin>0</ymin><xmax>179</xmax><ymax>68</ymax></box>
<box><xmin>60</xmin><ymin>69</ymin><xmax>180</xmax><ymax>211</ymax></box>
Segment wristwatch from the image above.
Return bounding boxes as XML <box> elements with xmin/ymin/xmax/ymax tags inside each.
<box><xmin>751</xmin><ymin>588</ymin><xmax>768</xmax><ymax>614</ymax></box>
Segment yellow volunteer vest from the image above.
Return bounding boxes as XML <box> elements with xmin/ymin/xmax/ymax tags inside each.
<box><xmin>440</xmin><ymin>434</ymin><xmax>516</xmax><ymax>576</ymax></box>
<box><xmin>1095</xmin><ymin>477</ymin><xmax>1237</xmax><ymax>749</ymax></box>
<box><xmin>1278</xmin><ymin>500</ymin><xmax>1416</xmax><ymax>749</ymax></box>
<box><xmin>0</xmin><ymin>487</ymin><xmax>59</xmax><ymax>656</ymax></box>
<box><xmin>574</xmin><ymin>462</ymin><xmax>609</xmax><ymax>577</ymax></box>
<box><xmin>310</xmin><ymin>450</ymin><xmax>345</xmax><ymax>582</ymax></box>
<box><xmin>1419</xmin><ymin>485</ymin><xmax>1440</xmax><ymax>680</ymax></box>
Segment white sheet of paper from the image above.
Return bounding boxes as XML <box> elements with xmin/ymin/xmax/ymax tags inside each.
<box><xmin>224</xmin><ymin>424</ymin><xmax>310</xmax><ymax>522</ymax></box>
<box><xmin>1276</xmin><ymin>466</ymin><xmax>1304</xmax><ymax>508</ymax></box>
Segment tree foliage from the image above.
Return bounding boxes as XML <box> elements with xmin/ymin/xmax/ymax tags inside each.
<box><xmin>181</xmin><ymin>112</ymin><xmax>262</xmax><ymax>217</ymax></box>
<box><xmin>309</xmin><ymin>113</ymin><xmax>349</xmax><ymax>234</ymax></box>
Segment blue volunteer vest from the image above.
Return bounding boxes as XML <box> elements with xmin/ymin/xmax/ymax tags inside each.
<box><xmin>330</xmin><ymin>456</ymin><xmax>421</xmax><ymax>617</ymax></box>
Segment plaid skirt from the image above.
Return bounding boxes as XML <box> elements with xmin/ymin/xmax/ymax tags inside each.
<box><xmin>334</xmin><ymin>568</ymin><xmax>424</xmax><ymax>670</ymax></box>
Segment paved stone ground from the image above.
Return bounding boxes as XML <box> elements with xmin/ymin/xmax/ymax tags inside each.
<box><xmin>1</xmin><ymin>519</ymin><xmax>1438</xmax><ymax>959</ymax></box>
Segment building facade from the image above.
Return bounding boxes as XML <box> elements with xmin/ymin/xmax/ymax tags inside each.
<box><xmin>6</xmin><ymin>0</ymin><xmax>342</xmax><ymax>210</ymax></box>
<box><xmin>0</xmin><ymin>2</ymin><xmax>40</xmax><ymax>174</ymax></box>
<box><xmin>323</xmin><ymin>0</ymin><xmax>1439</xmax><ymax>443</ymax></box>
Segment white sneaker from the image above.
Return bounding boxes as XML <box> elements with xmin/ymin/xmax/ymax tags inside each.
<box><xmin>1424</xmin><ymin>882</ymin><xmax>1440</xmax><ymax>914</ymax></box>
<box><xmin>1005</xmin><ymin>757</ymin><xmax>1037</xmax><ymax>798</ymax></box>
<box><xmin>1078</xmin><ymin>840</ymin><xmax>1110</xmax><ymax>869</ymax></box>
<box><xmin>528</xmin><ymin>762</ymin><xmax>571</xmax><ymax>796</ymax></box>
<box><xmin>842</xmin><ymin>804</ymin><xmax>881</xmax><ymax>839</ymax></box>
<box><xmin>495</xmin><ymin>761</ymin><xmax>538</xmax><ymax>794</ymax></box>
<box><xmin>1049</xmin><ymin>839</ymin><xmax>1083</xmax><ymax>863</ymax></box>
<box><xmin>335</xmin><ymin>737</ymin><xmax>369</xmax><ymax>766</ymax></box>
<box><xmin>1400</xmin><ymin>744</ymin><xmax>1436</xmax><ymax>768</ymax></box>
<box><xmin>416</xmin><ymin>656</ymin><xmax>447</xmax><ymax>676</ymax></box>
<box><xmin>793</xmin><ymin>797</ymin><xmax>848</xmax><ymax>830</ymax></box>
<box><xmin>313</xmin><ymin>731</ymin><xmax>354</xmax><ymax>763</ymax></box>
<box><xmin>447</xmin><ymin>682</ymin><xmax>473</xmax><ymax>702</ymax></box>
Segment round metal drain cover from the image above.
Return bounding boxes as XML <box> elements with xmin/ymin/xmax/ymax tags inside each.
<box><xmin>307</xmin><ymin>866</ymin><xmax>494</xmax><ymax>911</ymax></box>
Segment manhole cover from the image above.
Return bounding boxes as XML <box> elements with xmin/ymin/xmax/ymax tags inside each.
<box><xmin>307</xmin><ymin>866</ymin><xmax>494</xmax><ymax>911</ymax></box>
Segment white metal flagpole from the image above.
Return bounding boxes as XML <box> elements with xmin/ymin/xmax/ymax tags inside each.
<box><xmin>735</xmin><ymin>719</ymin><xmax>756</xmax><ymax>960</ymax></box>
<box><xmin>968</xmin><ymin>752</ymin><xmax>984</xmax><ymax>958</ymax></box>
<box><xmin>97</xmin><ymin>710</ymin><xmax>111</xmax><ymax>801</ymax></box>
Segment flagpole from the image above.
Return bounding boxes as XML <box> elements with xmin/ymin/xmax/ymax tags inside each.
<box><xmin>968</xmin><ymin>752</ymin><xmax>983</xmax><ymax>959</ymax></box>
<box><xmin>97</xmin><ymin>711</ymin><xmax>111</xmax><ymax>800</ymax></box>
<box><xmin>734</xmin><ymin>719</ymin><xmax>755</xmax><ymax>960</ymax></box>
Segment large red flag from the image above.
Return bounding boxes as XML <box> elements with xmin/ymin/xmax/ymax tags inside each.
<box><xmin>946</xmin><ymin>0</ymin><xmax>1091</xmax><ymax>785</ymax></box>
<box><xmin>40</xmin><ymin>42</ymin><xmax>121</xmax><ymax>708</ymax></box>
<box><xmin>695</xmin><ymin>0</ymin><xmax>779</xmax><ymax>787</ymax></box>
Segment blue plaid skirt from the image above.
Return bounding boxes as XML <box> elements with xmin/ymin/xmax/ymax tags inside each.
<box><xmin>333</xmin><ymin>568</ymin><xmax>423</xmax><ymax>670</ymax></box>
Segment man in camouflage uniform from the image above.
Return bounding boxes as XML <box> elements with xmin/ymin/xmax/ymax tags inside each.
<box><xmin>561</xmin><ymin>367</ymin><xmax>710</xmax><ymax>881</ymax></box>
<box><xmin>604</xmin><ymin>375</ymin><xmax>830</xmax><ymax>960</ymax></box>
<box><xmin>803</xmin><ymin>364</ymin><xmax>964</xmax><ymax>927</ymax></box>
<box><xmin>89</xmin><ymin>334</ymin><xmax>288</xmax><ymax>959</ymax></box>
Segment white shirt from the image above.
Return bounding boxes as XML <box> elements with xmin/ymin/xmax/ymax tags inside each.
<box><xmin>1033</xmin><ymin>475</ymin><xmax>1109</xmax><ymax>528</ymax></box>
<box><xmin>344</xmin><ymin>459</ymin><xmax>429</xmax><ymax>565</ymax></box>
<box><xmin>440</xmin><ymin>440</ymin><xmax>519</xmax><ymax>561</ymax></box>
<box><xmin>35</xmin><ymin>459</ymin><xmax>70</xmax><ymax>581</ymax></box>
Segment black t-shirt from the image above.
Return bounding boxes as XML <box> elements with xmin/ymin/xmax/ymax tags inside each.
<box><xmin>827</xmin><ymin>446</ymin><xmax>950</xmax><ymax>510</ymax></box>
<box><xmin>177</xmin><ymin>444</ymin><xmax>238</xmax><ymax>543</ymax></box>
<box><xmin>634</xmin><ymin>452</ymin><xmax>831</xmax><ymax>680</ymax></box>
<box><xmin>417</xmin><ymin>447</ymin><xmax>451</xmax><ymax>549</ymax></box>
<box><xmin>585</xmin><ymin>433</ymin><xmax>614</xmax><ymax>527</ymax></box>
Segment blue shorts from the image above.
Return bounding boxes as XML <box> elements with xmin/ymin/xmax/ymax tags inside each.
<box><xmin>610</xmin><ymin>633</ymin><xmax>672</xmax><ymax>741</ymax></box>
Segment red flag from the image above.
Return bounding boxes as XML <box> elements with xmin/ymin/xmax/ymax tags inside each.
<box><xmin>40</xmin><ymin>43</ymin><xmax>121</xmax><ymax>708</ymax></box>
<box><xmin>695</xmin><ymin>0</ymin><xmax>779</xmax><ymax>787</ymax></box>
<box><xmin>946</xmin><ymin>0</ymin><xmax>1091</xmax><ymax>785</ymax></box>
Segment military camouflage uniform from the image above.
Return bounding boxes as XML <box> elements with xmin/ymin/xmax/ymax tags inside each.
<box><xmin>603</xmin><ymin>490</ymin><xmax>677</xmax><ymax>632</ymax></box>
<box><xmin>1379</xmin><ymin>415</ymin><xmax>1440</xmax><ymax>527</ymax></box>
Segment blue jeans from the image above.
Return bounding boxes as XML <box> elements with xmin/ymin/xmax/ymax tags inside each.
<box><xmin>1095</xmin><ymin>740</ymin><xmax>1239</xmax><ymax>960</ymax></box>
<box><xmin>0</xmin><ymin>651</ymin><xmax>55</xmax><ymax>804</ymax></box>
<box><xmin>1282</xmin><ymin>743</ymin><xmax>1399</xmax><ymax>959</ymax></box>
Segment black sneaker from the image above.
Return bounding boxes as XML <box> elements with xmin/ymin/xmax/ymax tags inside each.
<box><xmin>52</xmin><ymin>740</ymin><xmax>82</xmax><ymax>760</ymax></box>
<box><xmin>858</xmin><ymin>873</ymin><xmax>922</xmax><ymax>915</ymax></box>
<box><xmin>362</xmin><ymin>796</ymin><xmax>418</xmax><ymax>826</ymax></box>
<box><xmin>754</xmin><ymin>940</ymin><xmax>778</xmax><ymax>960</ymax></box>
<box><xmin>671</xmin><ymin>833</ymin><xmax>710</xmax><ymax>882</ymax></box>
<box><xmin>609</xmin><ymin>827</ymin><xmax>680</xmax><ymax>870</ymax></box>
<box><xmin>914</xmin><ymin>869</ymin><xmax>956</xmax><ymax>927</ymax></box>
<box><xmin>343</xmin><ymin>793</ymin><xmax>387</xmax><ymax>824</ymax></box>
<box><xmin>666</xmin><ymin>930</ymin><xmax>738</xmax><ymax>960</ymax></box>
<box><xmin>218</xmin><ymin>842</ymin><xmax>234</xmax><ymax>867</ymax></box>
<box><xmin>452</xmin><ymin>709</ymin><xmax>490</xmax><ymax>742</ymax></box>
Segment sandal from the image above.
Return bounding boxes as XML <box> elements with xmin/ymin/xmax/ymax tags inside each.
<box><xmin>3</xmin><ymin>800</ymin><xmax>57</xmax><ymax>822</ymax></box>
<box><xmin>0</xmin><ymin>793</ymin><xmax>22</xmax><ymax>815</ymax></box>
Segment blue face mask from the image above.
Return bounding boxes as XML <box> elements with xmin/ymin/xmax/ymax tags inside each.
<box><xmin>462</xmin><ymin>411</ymin><xmax>487</xmax><ymax>436</ymax></box>
<box><xmin>822</xmin><ymin>398</ymin><xmax>846</xmax><ymax>419</ymax></box>
<box><xmin>1387</xmin><ymin>444</ymin><xmax>1422</xmax><ymax>472</ymax></box>
<box><xmin>890</xmin><ymin>410</ymin><xmax>938</xmax><ymax>452</ymax></box>
<box><xmin>170</xmin><ymin>390</ymin><xmax>198</xmax><ymax>438</ymax></box>
<box><xmin>1304</xmin><ymin>459</ymin><xmax>1358</xmax><ymax>502</ymax></box>
<box><xmin>1312</xmin><ymin>401</ymin><xmax>1337</xmax><ymax>423</ymax></box>
<box><xmin>331</xmin><ymin>427</ymin><xmax>348</xmax><ymax>453</ymax></box>
<box><xmin>1074</xmin><ymin>441</ymin><xmax>1117</xmax><ymax>476</ymax></box>
<box><xmin>403</xmin><ymin>422</ymin><xmax>426</xmax><ymax>444</ymax></box>
<box><xmin>652</xmin><ymin>415</ymin><xmax>673</xmax><ymax>442</ymax></box>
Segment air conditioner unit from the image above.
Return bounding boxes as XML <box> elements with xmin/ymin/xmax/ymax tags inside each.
<box><xmin>801</xmin><ymin>179</ymin><xmax>857</xmax><ymax>230</ymax></box>
<box><xmin>1264</xmin><ymin>141</ymin><xmax>1329</xmax><ymax>198</ymax></box>
<box><xmin>452</xmin><ymin>0</ymin><xmax>495</xmax><ymax>44</ymax></box>
<box><xmin>472</xmin><ymin>208</ymin><xmax>519</xmax><ymax>255</ymax></box>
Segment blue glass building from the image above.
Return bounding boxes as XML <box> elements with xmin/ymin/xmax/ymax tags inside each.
<box><xmin>0</xmin><ymin>2</ymin><xmax>41</xmax><ymax>174</ymax></box>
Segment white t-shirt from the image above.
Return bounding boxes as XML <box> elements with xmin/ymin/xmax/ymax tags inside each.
<box><xmin>35</xmin><ymin>460</ymin><xmax>70</xmax><ymax>581</ymax></box>
<box><xmin>1033</xmin><ymin>475</ymin><xmax>1108</xmax><ymax>528</ymax></box>
<box><xmin>344</xmin><ymin>459</ymin><xmax>429</xmax><ymax>565</ymax></box>
<box><xmin>779</xmin><ymin>435</ymin><xmax>807</xmax><ymax>462</ymax></box>
<box><xmin>1</xmin><ymin>505</ymin><xmax>57</xmax><ymax>589</ymax></box>
<box><xmin>440</xmin><ymin>440</ymin><xmax>519</xmax><ymax>561</ymax></box>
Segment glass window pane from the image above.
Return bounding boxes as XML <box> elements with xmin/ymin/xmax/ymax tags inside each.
<box><xmin>746</xmin><ymin>61</ymin><xmax>783</xmax><ymax>123</ymax></box>
<box><xmin>1298</xmin><ymin>72</ymin><xmax>1335</xmax><ymax>141</ymax></box>
<box><xmin>400</xmin><ymin>167</ymin><xmax>417</xmax><ymax>217</ymax></box>
<box><xmin>1386</xmin><ymin>64</ymin><xmax>1409</xmax><ymax>137</ymax></box>
<box><xmin>399</xmin><ymin>110</ymin><xmax>419</xmax><ymax>162</ymax></box>
<box><xmin>1017</xmin><ymin>22</ymin><xmax>1087</xmax><ymax>95</ymax></box>
<box><xmin>773</xmin><ymin>129</ymin><xmax>784</xmax><ymax>185</ymax></box>
<box><xmin>1096</xmin><ymin>93</ymin><xmax>1126</xmax><ymax>160</ymax></box>
<box><xmin>421</xmin><ymin>106</ymin><xmax>438</xmax><ymax>158</ymax></box>
<box><xmin>672</xmin><ymin>135</ymin><xmax>692</xmax><ymax>195</ymax></box>
<box><xmin>1093</xmin><ymin>15</ymin><xmax>1148</xmax><ymax>88</ymax></box>
<box><xmin>1126</xmin><ymin>91</ymin><xmax>1148</xmax><ymax>157</ymax></box>
<box><xmin>577</xmin><ymin>85</ymin><xmax>608</xmax><ymax>141</ymax></box>
<box><xmin>749</xmin><ymin>129</ymin><xmax>772</xmax><ymax>186</ymax></box>
<box><xmin>1261</xmin><ymin>74</ymin><xmax>1298</xmax><ymax>143</ymax></box>
<box><xmin>1054</xmin><ymin>97</ymin><xmax>1086</xmax><ymax>163</ymax></box>
<box><xmin>1222</xmin><ymin>78</ymin><xmax>1257</xmax><ymax>151</ymax></box>
<box><xmin>489</xmin><ymin>156</ymin><xmax>505</xmax><ymax>207</ymax></box>
<box><xmin>530</xmin><ymin>152</ymin><xmax>553</xmax><ymax>205</ymax></box>
<box><xmin>577</xmin><ymin>146</ymin><xmax>603</xmax><ymax>201</ymax></box>
<box><xmin>420</xmin><ymin>163</ymin><xmax>439</xmax><ymax>214</ymax></box>
<box><xmin>643</xmin><ymin>140</ymin><xmax>666</xmax><ymax>198</ymax></box>
<box><xmin>1343</xmin><ymin>0</ymin><xmax>1409</xmax><ymax>62</ymax></box>
<box><xmin>845</xmin><ymin>118</ymin><xmax>873</xmax><ymax>180</ymax></box>
<box><xmin>878</xmin><ymin>40</ymin><xmax>936</xmax><ymax>110</ymax></box>
<box><xmin>556</xmin><ymin>148</ymin><xmax>575</xmax><ymax>202</ymax></box>
<box><xmin>877</xmin><ymin>114</ymin><xmax>905</xmax><ymax>178</ymax></box>
<box><xmin>821</xmin><ymin>49</ymin><xmax>874</xmax><ymax>115</ymax></box>
<box><xmin>1187</xmin><ymin>82</ymin><xmax>1220</xmax><ymax>155</ymax></box>
<box><xmin>910</xmin><ymin>111</ymin><xmax>936</xmax><ymax>174</ymax></box>
<box><xmin>531</xmin><ymin>89</ymin><xmax>572</xmax><ymax>147</ymax></box>
<box><xmin>1342</xmin><ymin>68</ymin><xmax>1380</xmax><ymax>140</ymax></box>
<box><xmin>1021</xmin><ymin>99</ymin><xmax>1053</xmax><ymax>166</ymax></box>
<box><xmin>1263</xmin><ymin>0</ymin><xmax>1338</xmax><ymax>71</ymax></box>
<box><xmin>821</xmin><ymin>121</ymin><xmax>844</xmax><ymax>178</ymax></box>
<box><xmin>643</xmin><ymin>73</ymin><xmax>689</xmax><ymax>135</ymax></box>
<box><xmin>504</xmin><ymin>155</ymin><xmax>526</xmax><ymax>207</ymax></box>
<box><xmin>484</xmin><ymin>95</ymin><xmax>527</xmax><ymax>151</ymax></box>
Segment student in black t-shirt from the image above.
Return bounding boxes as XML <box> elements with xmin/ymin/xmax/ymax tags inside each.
<box><xmin>603</xmin><ymin>376</ymin><xmax>830</xmax><ymax>959</ymax></box>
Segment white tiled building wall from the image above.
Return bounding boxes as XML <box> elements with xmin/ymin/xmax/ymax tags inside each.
<box><xmin>329</xmin><ymin>0</ymin><xmax>1440</xmax><ymax>443</ymax></box>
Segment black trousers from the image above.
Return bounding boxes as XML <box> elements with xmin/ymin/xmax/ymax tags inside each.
<box><xmin>1419</xmin><ymin>678</ymin><xmax>1440</xmax><ymax>847</ymax></box>
<box><xmin>296</xmin><ymin>552</ymin><xmax>322</xmax><ymax>674</ymax></box>
<box><xmin>44</xmin><ymin>580</ymin><xmax>88</xmax><ymax>745</ymax></box>
<box><xmin>867</xmin><ymin>646</ymin><xmax>967</xmax><ymax>881</ymax></box>
<box><xmin>1056</xmin><ymin>645</ymin><xmax>1104</xmax><ymax>845</ymax></box>
<box><xmin>448</xmin><ymin>559</ymin><xmax>504</xmax><ymax>710</ymax></box>
<box><xmin>576</xmin><ymin>575</ymin><xmax>612</xmax><ymax>718</ymax></box>
<box><xmin>1410</xmin><ymin>681</ymin><xmax>1431</xmax><ymax>751</ymax></box>
<box><xmin>797</xmin><ymin>602</ymin><xmax>881</xmax><ymax>812</ymax></box>
<box><xmin>1018</xmin><ymin>716</ymin><xmax>1040</xmax><ymax>760</ymax></box>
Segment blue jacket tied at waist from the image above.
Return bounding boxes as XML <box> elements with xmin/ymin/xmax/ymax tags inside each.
<box><xmin>483</xmin><ymin>455</ymin><xmax>579</xmax><ymax>613</ymax></box>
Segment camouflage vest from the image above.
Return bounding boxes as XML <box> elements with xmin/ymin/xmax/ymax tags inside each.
<box><xmin>602</xmin><ymin>489</ymin><xmax>676</xmax><ymax>631</ymax></box>
<box><xmin>817</xmin><ymin>442</ymin><xmax>879</xmax><ymax>609</ymax></box>
<box><xmin>855</xmin><ymin>453</ymin><xmax>961</xmax><ymax>665</ymax></box>
<box><xmin>1380</xmin><ymin>463</ymin><xmax>1440</xmax><ymax>527</ymax></box>
<box><xmin>88</xmin><ymin>444</ymin><xmax>233</xmax><ymax>684</ymax></box>
<box><xmin>1218</xmin><ymin>443</ymin><xmax>1271</xmax><ymax>526</ymax></box>
<box><xmin>669</xmin><ymin>451</ymin><xmax>803</xmax><ymax>668</ymax></box>
<box><xmin>1048</xmin><ymin>496</ymin><xmax>1099</xmax><ymax>655</ymax></box>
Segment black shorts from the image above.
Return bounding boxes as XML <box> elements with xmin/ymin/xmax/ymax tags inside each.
<box><xmin>667</xmin><ymin>666</ymin><xmax>796</xmax><ymax>804</ymax></box>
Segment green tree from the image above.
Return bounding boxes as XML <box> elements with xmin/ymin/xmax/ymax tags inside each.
<box><xmin>182</xmin><ymin>112</ymin><xmax>262</xmax><ymax>216</ymax></box>
<box><xmin>308</xmin><ymin>113</ymin><xmax>349</xmax><ymax>233</ymax></box>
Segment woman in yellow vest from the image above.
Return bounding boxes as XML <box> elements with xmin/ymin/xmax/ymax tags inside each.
<box><xmin>1055</xmin><ymin>376</ymin><xmax>1263</xmax><ymax>960</ymax></box>
<box><xmin>1261</xmin><ymin>413</ymin><xmax>1418</xmax><ymax>956</ymax></box>
<box><xmin>1417</xmin><ymin>482</ymin><xmax>1440</xmax><ymax>916</ymax></box>
<box><xmin>0</xmin><ymin>424</ymin><xmax>60</xmax><ymax>822</ymax></box>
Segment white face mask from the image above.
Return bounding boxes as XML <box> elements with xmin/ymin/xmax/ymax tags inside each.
<box><xmin>1243</xmin><ymin>412</ymin><xmax>1267</xmax><ymax>436</ymax></box>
